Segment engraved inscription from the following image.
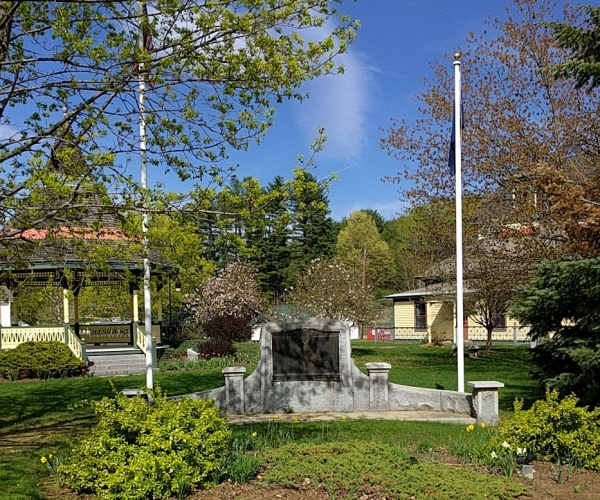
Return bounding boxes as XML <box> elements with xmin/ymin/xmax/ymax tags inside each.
<box><xmin>272</xmin><ymin>329</ymin><xmax>340</xmax><ymax>382</ymax></box>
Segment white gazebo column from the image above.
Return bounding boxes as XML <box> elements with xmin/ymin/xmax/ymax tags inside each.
<box><xmin>130</xmin><ymin>281</ymin><xmax>140</xmax><ymax>347</ymax></box>
<box><xmin>62</xmin><ymin>281</ymin><xmax>70</xmax><ymax>326</ymax></box>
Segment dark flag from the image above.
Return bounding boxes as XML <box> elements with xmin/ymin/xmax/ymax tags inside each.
<box><xmin>448</xmin><ymin>103</ymin><xmax>463</xmax><ymax>176</ymax></box>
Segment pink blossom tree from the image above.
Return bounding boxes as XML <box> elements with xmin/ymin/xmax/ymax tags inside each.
<box><xmin>186</xmin><ymin>261</ymin><xmax>268</xmax><ymax>326</ymax></box>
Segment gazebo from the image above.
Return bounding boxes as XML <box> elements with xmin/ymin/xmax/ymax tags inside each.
<box><xmin>0</xmin><ymin>200</ymin><xmax>178</xmax><ymax>374</ymax></box>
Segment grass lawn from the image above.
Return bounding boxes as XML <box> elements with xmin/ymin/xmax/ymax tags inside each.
<box><xmin>0</xmin><ymin>341</ymin><xmax>542</xmax><ymax>499</ymax></box>
<box><xmin>350</xmin><ymin>341</ymin><xmax>542</xmax><ymax>413</ymax></box>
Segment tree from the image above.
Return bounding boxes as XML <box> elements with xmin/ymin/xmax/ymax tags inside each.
<box><xmin>546</xmin><ymin>5</ymin><xmax>600</xmax><ymax>89</ymax></box>
<box><xmin>509</xmin><ymin>259</ymin><xmax>600</xmax><ymax>407</ymax></box>
<box><xmin>287</xmin><ymin>169</ymin><xmax>336</xmax><ymax>281</ymax></box>
<box><xmin>380</xmin><ymin>0</ymin><xmax>600</xmax><ymax>334</ymax></box>
<box><xmin>186</xmin><ymin>261</ymin><xmax>268</xmax><ymax>325</ymax></box>
<box><xmin>532</xmin><ymin>6</ymin><xmax>600</xmax><ymax>257</ymax></box>
<box><xmin>249</xmin><ymin>176</ymin><xmax>293</xmax><ymax>303</ymax></box>
<box><xmin>381</xmin><ymin>0</ymin><xmax>599</xmax><ymax>260</ymax></box>
<box><xmin>288</xmin><ymin>258</ymin><xmax>375</xmax><ymax>325</ymax></box>
<box><xmin>0</xmin><ymin>1</ymin><xmax>357</xmax><ymax>243</ymax></box>
<box><xmin>336</xmin><ymin>210</ymin><xmax>394</xmax><ymax>294</ymax></box>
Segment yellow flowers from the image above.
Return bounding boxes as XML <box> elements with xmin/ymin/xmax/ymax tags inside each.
<box><xmin>40</xmin><ymin>456</ymin><xmax>47</xmax><ymax>464</ymax></box>
<box><xmin>292</xmin><ymin>416</ymin><xmax>298</xmax><ymax>422</ymax></box>
<box><xmin>273</xmin><ymin>414</ymin><xmax>279</xmax><ymax>420</ymax></box>
<box><xmin>466</xmin><ymin>424</ymin><xmax>475</xmax><ymax>433</ymax></box>
<box><xmin>251</xmin><ymin>431</ymin><xmax>257</xmax><ymax>438</ymax></box>
<box><xmin>341</xmin><ymin>416</ymin><xmax>347</xmax><ymax>421</ymax></box>
<box><xmin>480</xmin><ymin>422</ymin><xmax>486</xmax><ymax>428</ymax></box>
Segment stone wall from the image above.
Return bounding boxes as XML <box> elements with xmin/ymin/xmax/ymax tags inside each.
<box><xmin>177</xmin><ymin>317</ymin><xmax>503</xmax><ymax>425</ymax></box>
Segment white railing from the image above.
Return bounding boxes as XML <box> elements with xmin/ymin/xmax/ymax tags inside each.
<box><xmin>66</xmin><ymin>327</ymin><xmax>85</xmax><ymax>359</ymax></box>
<box><xmin>365</xmin><ymin>325</ymin><xmax>531</xmax><ymax>343</ymax></box>
<box><xmin>136</xmin><ymin>326</ymin><xmax>147</xmax><ymax>354</ymax></box>
<box><xmin>0</xmin><ymin>326</ymin><xmax>86</xmax><ymax>360</ymax></box>
<box><xmin>464</xmin><ymin>325</ymin><xmax>530</xmax><ymax>343</ymax></box>
<box><xmin>0</xmin><ymin>326</ymin><xmax>64</xmax><ymax>349</ymax></box>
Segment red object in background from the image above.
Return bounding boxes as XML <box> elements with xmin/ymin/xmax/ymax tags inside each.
<box><xmin>366</xmin><ymin>327</ymin><xmax>391</xmax><ymax>341</ymax></box>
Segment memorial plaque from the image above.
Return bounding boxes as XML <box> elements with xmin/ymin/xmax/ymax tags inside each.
<box><xmin>272</xmin><ymin>328</ymin><xmax>340</xmax><ymax>382</ymax></box>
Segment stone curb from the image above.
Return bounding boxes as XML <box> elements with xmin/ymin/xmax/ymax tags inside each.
<box><xmin>226</xmin><ymin>410</ymin><xmax>476</xmax><ymax>425</ymax></box>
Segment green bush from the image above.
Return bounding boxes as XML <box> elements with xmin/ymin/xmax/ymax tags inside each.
<box><xmin>0</xmin><ymin>341</ymin><xmax>85</xmax><ymax>380</ymax></box>
<box><xmin>60</xmin><ymin>388</ymin><xmax>231</xmax><ymax>500</ymax></box>
<box><xmin>493</xmin><ymin>390</ymin><xmax>600</xmax><ymax>470</ymax></box>
<box><xmin>161</xmin><ymin>339</ymin><xmax>206</xmax><ymax>360</ymax></box>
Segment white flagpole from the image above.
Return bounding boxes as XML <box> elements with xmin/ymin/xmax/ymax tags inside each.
<box><xmin>139</xmin><ymin>1</ymin><xmax>153</xmax><ymax>390</ymax></box>
<box><xmin>453</xmin><ymin>53</ymin><xmax>465</xmax><ymax>393</ymax></box>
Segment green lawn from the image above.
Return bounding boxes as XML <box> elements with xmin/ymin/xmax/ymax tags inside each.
<box><xmin>0</xmin><ymin>341</ymin><xmax>541</xmax><ymax>499</ymax></box>
<box><xmin>350</xmin><ymin>341</ymin><xmax>541</xmax><ymax>413</ymax></box>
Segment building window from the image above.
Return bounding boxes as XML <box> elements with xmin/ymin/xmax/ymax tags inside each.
<box><xmin>493</xmin><ymin>315</ymin><xmax>507</xmax><ymax>330</ymax></box>
<box><xmin>415</xmin><ymin>302</ymin><xmax>427</xmax><ymax>330</ymax></box>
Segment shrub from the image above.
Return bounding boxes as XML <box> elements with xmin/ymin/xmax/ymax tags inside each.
<box><xmin>197</xmin><ymin>338</ymin><xmax>236</xmax><ymax>360</ymax></box>
<box><xmin>202</xmin><ymin>315</ymin><xmax>252</xmax><ymax>343</ymax></box>
<box><xmin>161</xmin><ymin>339</ymin><xmax>206</xmax><ymax>361</ymax></box>
<box><xmin>492</xmin><ymin>390</ymin><xmax>600</xmax><ymax>470</ymax></box>
<box><xmin>60</xmin><ymin>387</ymin><xmax>231</xmax><ymax>500</ymax></box>
<box><xmin>263</xmin><ymin>441</ymin><xmax>526</xmax><ymax>499</ymax></box>
<box><xmin>0</xmin><ymin>341</ymin><xmax>85</xmax><ymax>380</ymax></box>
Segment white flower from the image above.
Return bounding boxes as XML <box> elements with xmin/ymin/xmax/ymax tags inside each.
<box><xmin>501</xmin><ymin>441</ymin><xmax>511</xmax><ymax>449</ymax></box>
<box><xmin>516</xmin><ymin>447</ymin><xmax>527</xmax><ymax>456</ymax></box>
<box><xmin>491</xmin><ymin>451</ymin><xmax>498</xmax><ymax>459</ymax></box>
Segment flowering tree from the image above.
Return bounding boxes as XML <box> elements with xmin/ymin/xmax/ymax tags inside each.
<box><xmin>288</xmin><ymin>258</ymin><xmax>376</xmax><ymax>325</ymax></box>
<box><xmin>186</xmin><ymin>261</ymin><xmax>267</xmax><ymax>325</ymax></box>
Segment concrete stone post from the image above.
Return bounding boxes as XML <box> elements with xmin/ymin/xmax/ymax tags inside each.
<box><xmin>366</xmin><ymin>362</ymin><xmax>391</xmax><ymax>411</ymax></box>
<box><xmin>467</xmin><ymin>381</ymin><xmax>504</xmax><ymax>426</ymax></box>
<box><xmin>223</xmin><ymin>366</ymin><xmax>247</xmax><ymax>414</ymax></box>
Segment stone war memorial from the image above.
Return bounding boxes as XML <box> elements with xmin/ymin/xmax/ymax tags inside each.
<box><xmin>179</xmin><ymin>318</ymin><xmax>503</xmax><ymax>425</ymax></box>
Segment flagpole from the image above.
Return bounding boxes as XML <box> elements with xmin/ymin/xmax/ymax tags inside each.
<box><xmin>453</xmin><ymin>53</ymin><xmax>465</xmax><ymax>393</ymax></box>
<box><xmin>138</xmin><ymin>0</ymin><xmax>153</xmax><ymax>390</ymax></box>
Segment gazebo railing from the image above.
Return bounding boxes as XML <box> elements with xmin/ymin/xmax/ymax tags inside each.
<box><xmin>80</xmin><ymin>323</ymin><xmax>131</xmax><ymax>344</ymax></box>
<box><xmin>0</xmin><ymin>325</ymin><xmax>86</xmax><ymax>360</ymax></box>
<box><xmin>136</xmin><ymin>325</ymin><xmax>147</xmax><ymax>354</ymax></box>
<box><xmin>0</xmin><ymin>326</ymin><xmax>64</xmax><ymax>348</ymax></box>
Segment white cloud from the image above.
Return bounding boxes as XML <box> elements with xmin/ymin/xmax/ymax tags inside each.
<box><xmin>0</xmin><ymin>124</ymin><xmax>20</xmax><ymax>141</ymax></box>
<box><xmin>294</xmin><ymin>30</ymin><xmax>370</xmax><ymax>164</ymax></box>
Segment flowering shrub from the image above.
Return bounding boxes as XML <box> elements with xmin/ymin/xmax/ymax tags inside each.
<box><xmin>492</xmin><ymin>390</ymin><xmax>600</xmax><ymax>470</ymax></box>
<box><xmin>60</xmin><ymin>387</ymin><xmax>231</xmax><ymax>499</ymax></box>
<box><xmin>187</xmin><ymin>261</ymin><xmax>267</xmax><ymax>325</ymax></box>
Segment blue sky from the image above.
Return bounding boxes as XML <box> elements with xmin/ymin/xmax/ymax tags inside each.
<box><xmin>196</xmin><ymin>0</ymin><xmax>517</xmax><ymax>221</ymax></box>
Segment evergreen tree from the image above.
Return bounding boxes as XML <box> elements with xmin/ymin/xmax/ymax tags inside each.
<box><xmin>287</xmin><ymin>169</ymin><xmax>336</xmax><ymax>283</ymax></box>
<box><xmin>510</xmin><ymin>259</ymin><xmax>600</xmax><ymax>407</ymax></box>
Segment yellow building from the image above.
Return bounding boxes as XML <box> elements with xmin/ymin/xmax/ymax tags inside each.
<box><xmin>385</xmin><ymin>287</ymin><xmax>529</xmax><ymax>343</ymax></box>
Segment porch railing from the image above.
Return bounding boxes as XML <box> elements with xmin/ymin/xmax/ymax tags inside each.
<box><xmin>0</xmin><ymin>325</ymin><xmax>86</xmax><ymax>360</ymax></box>
<box><xmin>366</xmin><ymin>325</ymin><xmax>531</xmax><ymax>343</ymax></box>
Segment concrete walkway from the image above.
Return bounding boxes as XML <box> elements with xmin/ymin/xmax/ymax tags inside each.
<box><xmin>227</xmin><ymin>410</ymin><xmax>476</xmax><ymax>425</ymax></box>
